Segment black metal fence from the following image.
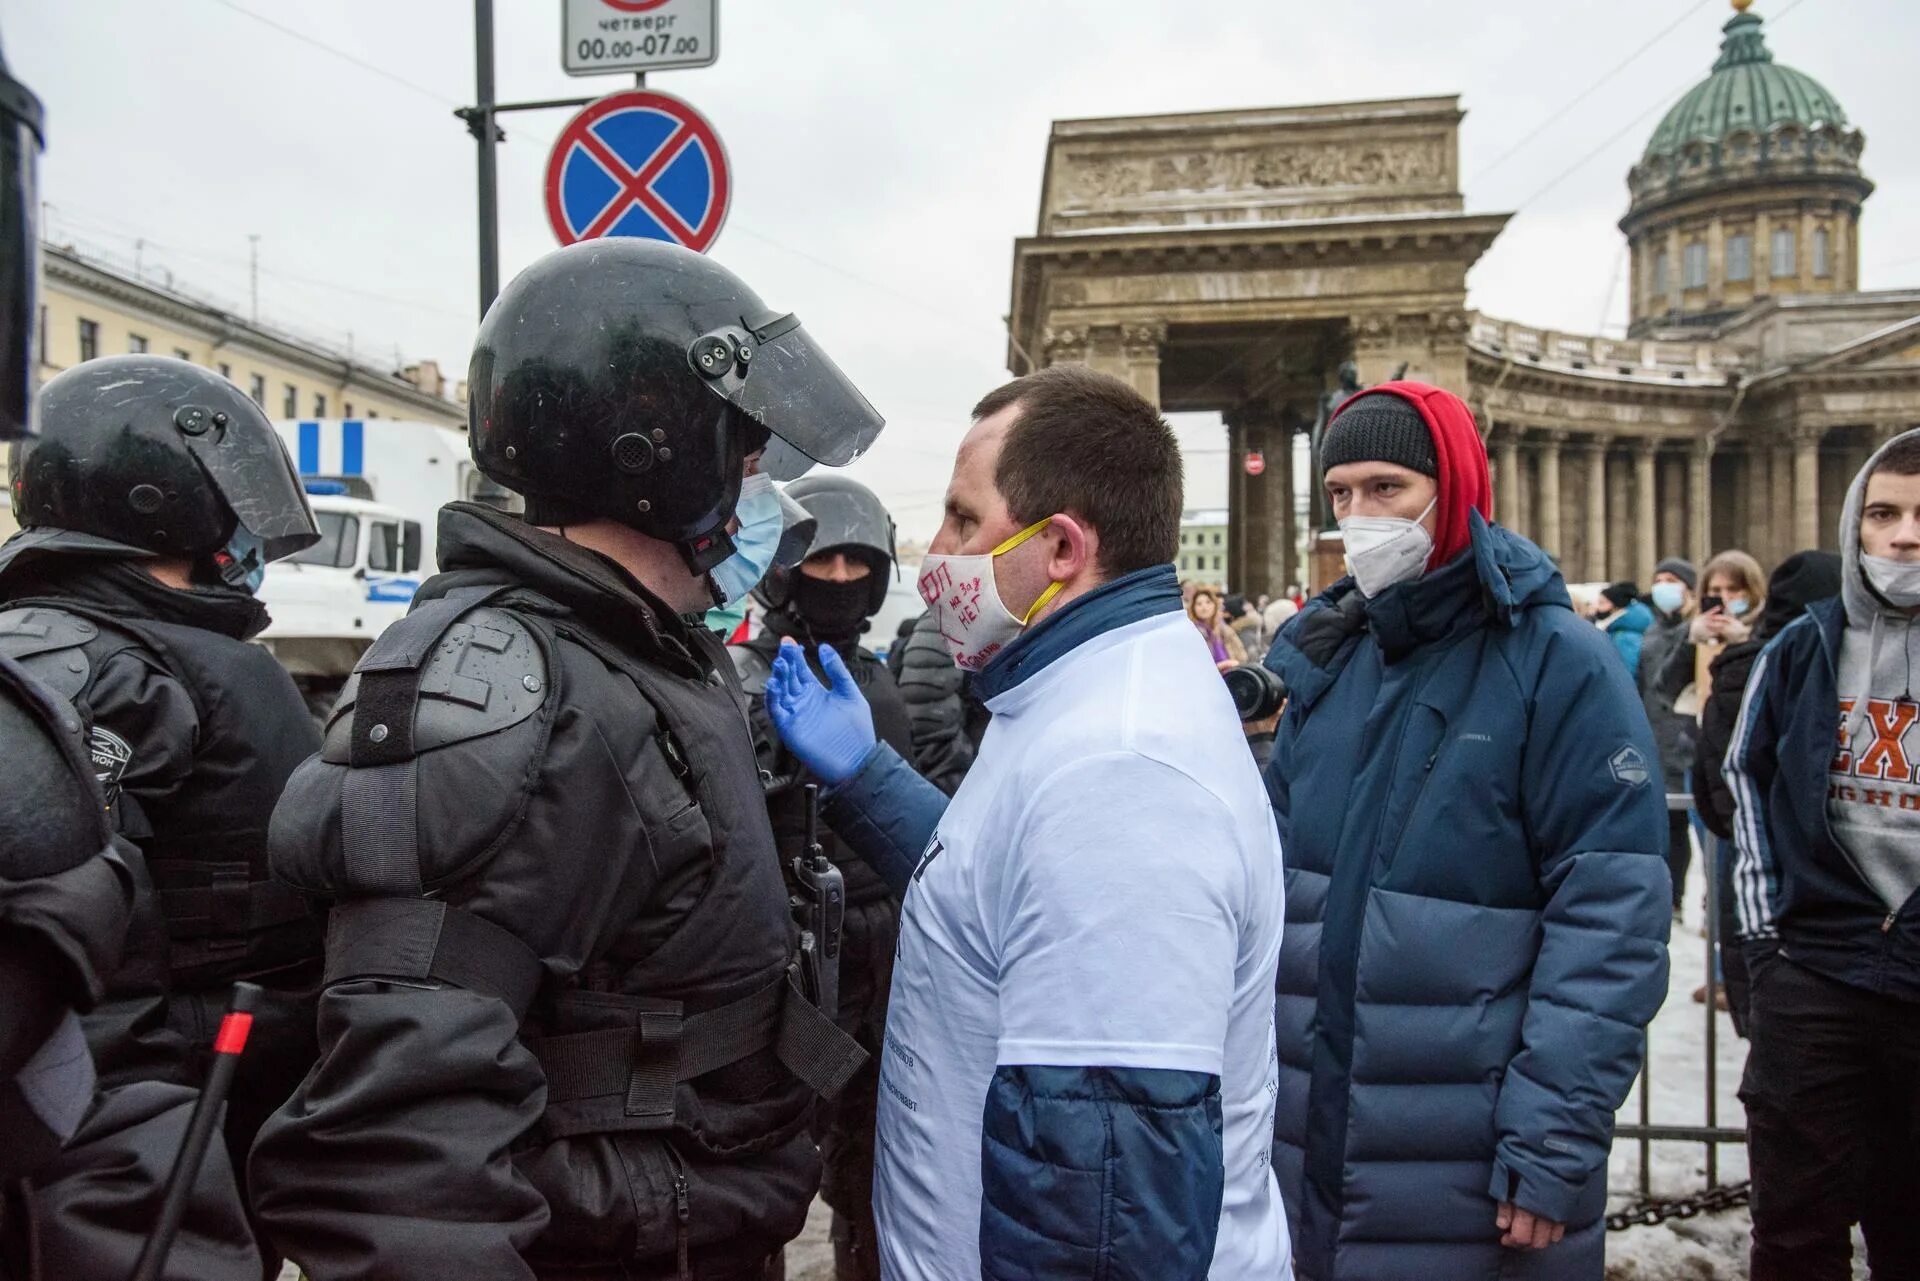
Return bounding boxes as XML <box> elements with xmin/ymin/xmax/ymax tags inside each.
<box><xmin>1612</xmin><ymin>792</ymin><xmax>1747</xmax><ymax>1203</ymax></box>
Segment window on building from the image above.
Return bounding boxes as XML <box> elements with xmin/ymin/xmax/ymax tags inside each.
<box><xmin>282</xmin><ymin>384</ymin><xmax>298</xmax><ymax>417</ymax></box>
<box><xmin>367</xmin><ymin>408</ymin><xmax>379</xmax><ymax>419</ymax></box>
<box><xmin>343</xmin><ymin>401</ymin><xmax>354</xmax><ymax>419</ymax></box>
<box><xmin>1212</xmin><ymin>555</ymin><xmax>1222</xmax><ymax>572</ymax></box>
<box><xmin>1653</xmin><ymin>250</ymin><xmax>1670</xmax><ymax>296</ymax></box>
<box><xmin>218</xmin><ymin>362</ymin><xmax>232</xmax><ymax>380</ymax></box>
<box><xmin>1726</xmin><ymin>234</ymin><xmax>1753</xmax><ymax>283</ymax></box>
<box><xmin>1771</xmin><ymin>227</ymin><xmax>1796</xmax><ymax>279</ymax></box>
<box><xmin>1213</xmin><ymin>531</ymin><xmax>1223</xmax><ymax>547</ymax></box>
<box><xmin>78</xmin><ymin>318</ymin><xmax>98</xmax><ymax>362</ymax></box>
<box><xmin>1813</xmin><ymin>227</ymin><xmax>1831</xmax><ymax>278</ymax></box>
<box><xmin>248</xmin><ymin>374</ymin><xmax>266</xmax><ymax>406</ymax></box>
<box><xmin>173</xmin><ymin>347</ymin><xmax>191</xmax><ymax>361</ymax></box>
<box><xmin>127</xmin><ymin>333</ymin><xmax>149</xmax><ymax>354</ymax></box>
<box><xmin>314</xmin><ymin>392</ymin><xmax>328</xmax><ymax>417</ymax></box>
<box><xmin>1682</xmin><ymin>241</ymin><xmax>1708</xmax><ymax>290</ymax></box>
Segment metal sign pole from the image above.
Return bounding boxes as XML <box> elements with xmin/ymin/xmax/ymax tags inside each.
<box><xmin>473</xmin><ymin>0</ymin><xmax>500</xmax><ymax>318</ymax></box>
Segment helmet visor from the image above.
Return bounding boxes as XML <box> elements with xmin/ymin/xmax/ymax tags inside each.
<box><xmin>183</xmin><ymin>418</ymin><xmax>320</xmax><ymax>562</ymax></box>
<box><xmin>691</xmin><ymin>312</ymin><xmax>884</xmax><ymax>481</ymax></box>
<box><xmin>771</xmin><ymin>485</ymin><xmax>818</xmax><ymax>570</ymax></box>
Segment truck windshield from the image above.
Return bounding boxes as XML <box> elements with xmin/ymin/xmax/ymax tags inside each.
<box><xmin>287</xmin><ymin>512</ymin><xmax>359</xmax><ymax>568</ymax></box>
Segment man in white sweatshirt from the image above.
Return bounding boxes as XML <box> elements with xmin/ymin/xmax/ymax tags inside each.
<box><xmin>762</xmin><ymin>364</ymin><xmax>1291</xmax><ymax>1281</ymax></box>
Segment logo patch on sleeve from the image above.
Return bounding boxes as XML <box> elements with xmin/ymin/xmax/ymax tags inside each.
<box><xmin>1609</xmin><ymin>744</ymin><xmax>1651</xmax><ymax>788</ymax></box>
<box><xmin>88</xmin><ymin>725</ymin><xmax>133</xmax><ymax>803</ymax></box>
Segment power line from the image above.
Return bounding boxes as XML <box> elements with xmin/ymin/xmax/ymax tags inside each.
<box><xmin>1510</xmin><ymin>0</ymin><xmax>1816</xmax><ymax>212</ymax></box>
<box><xmin>206</xmin><ymin>0</ymin><xmax>460</xmax><ymax>108</ymax></box>
<box><xmin>1469</xmin><ymin>0</ymin><xmax>1717</xmax><ymax>186</ymax></box>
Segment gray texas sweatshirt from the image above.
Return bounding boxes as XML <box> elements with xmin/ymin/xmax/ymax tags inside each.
<box><xmin>1830</xmin><ymin>427</ymin><xmax>1920</xmax><ymax>915</ymax></box>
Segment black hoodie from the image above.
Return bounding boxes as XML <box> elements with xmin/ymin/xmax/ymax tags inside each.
<box><xmin>1693</xmin><ymin>550</ymin><xmax>1844</xmax><ymax>838</ymax></box>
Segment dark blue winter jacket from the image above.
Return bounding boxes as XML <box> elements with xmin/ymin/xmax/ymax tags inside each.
<box><xmin>1722</xmin><ymin>598</ymin><xmax>1920</xmax><ymax>1003</ymax></box>
<box><xmin>1262</xmin><ymin>514</ymin><xmax>1670</xmax><ymax>1281</ymax></box>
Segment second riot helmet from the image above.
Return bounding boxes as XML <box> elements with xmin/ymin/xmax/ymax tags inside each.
<box><xmin>468</xmin><ymin>239</ymin><xmax>884</xmax><ymax>573</ymax></box>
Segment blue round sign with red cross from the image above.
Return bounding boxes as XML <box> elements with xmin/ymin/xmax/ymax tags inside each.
<box><xmin>544</xmin><ymin>89</ymin><xmax>730</xmax><ymax>252</ymax></box>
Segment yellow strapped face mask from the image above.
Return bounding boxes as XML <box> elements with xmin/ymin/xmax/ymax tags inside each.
<box><xmin>991</xmin><ymin>518</ymin><xmax>1066</xmax><ymax>624</ymax></box>
<box><xmin>915</xmin><ymin>516</ymin><xmax>1066</xmax><ymax>672</ymax></box>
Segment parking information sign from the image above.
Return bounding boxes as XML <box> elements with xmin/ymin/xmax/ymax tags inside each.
<box><xmin>563</xmin><ymin>0</ymin><xmax>718</xmax><ymax>77</ymax></box>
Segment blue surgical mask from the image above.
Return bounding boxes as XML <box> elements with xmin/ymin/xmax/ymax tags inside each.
<box><xmin>215</xmin><ymin>523</ymin><xmax>267</xmax><ymax>595</ymax></box>
<box><xmin>709</xmin><ymin>473</ymin><xmax>783</xmax><ymax>607</ymax></box>
<box><xmin>1726</xmin><ymin>596</ymin><xmax>1751</xmax><ymax>618</ymax></box>
<box><xmin>1651</xmin><ymin>581</ymin><xmax>1686</xmax><ymax>615</ymax></box>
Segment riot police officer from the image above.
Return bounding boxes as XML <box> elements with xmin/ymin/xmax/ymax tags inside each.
<box><xmin>729</xmin><ymin>476</ymin><xmax>910</xmax><ymax>1281</ymax></box>
<box><xmin>0</xmin><ymin>354</ymin><xmax>321</xmax><ymax>1278</ymax></box>
<box><xmin>252</xmin><ymin>238</ymin><xmax>880</xmax><ymax>1281</ymax></box>
<box><xmin>0</xmin><ymin>26</ymin><xmax>133</xmax><ymax>1198</ymax></box>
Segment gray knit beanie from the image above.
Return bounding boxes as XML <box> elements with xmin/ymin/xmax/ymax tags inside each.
<box><xmin>1321</xmin><ymin>393</ymin><xmax>1437</xmax><ymax>477</ymax></box>
<box><xmin>1655</xmin><ymin>557</ymin><xmax>1698</xmax><ymax>590</ymax></box>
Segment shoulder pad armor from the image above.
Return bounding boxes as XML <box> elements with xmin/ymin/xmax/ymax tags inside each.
<box><xmin>728</xmin><ymin>642</ymin><xmax>774</xmax><ymax>697</ymax></box>
<box><xmin>322</xmin><ymin>606</ymin><xmax>547</xmax><ymax>763</ymax></box>
<box><xmin>0</xmin><ymin>607</ymin><xmax>100</xmax><ymax>703</ymax></box>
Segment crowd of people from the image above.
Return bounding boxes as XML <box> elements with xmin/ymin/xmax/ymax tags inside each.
<box><xmin>0</xmin><ymin>74</ymin><xmax>1913</xmax><ymax>1281</ymax></box>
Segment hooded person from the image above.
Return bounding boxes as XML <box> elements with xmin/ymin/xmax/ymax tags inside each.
<box><xmin>728</xmin><ymin>475</ymin><xmax>912</xmax><ymax>1281</ymax></box>
<box><xmin>1723</xmin><ymin>429</ymin><xmax>1920</xmax><ymax>1279</ymax></box>
<box><xmin>1260</xmin><ymin>382</ymin><xmax>1670</xmax><ymax>1280</ymax></box>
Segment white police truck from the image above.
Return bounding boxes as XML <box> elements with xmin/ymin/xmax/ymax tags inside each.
<box><xmin>258</xmin><ymin>417</ymin><xmax>517</xmax><ymax>718</ymax></box>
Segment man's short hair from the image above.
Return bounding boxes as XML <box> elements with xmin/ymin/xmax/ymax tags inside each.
<box><xmin>972</xmin><ymin>365</ymin><xmax>1181</xmax><ymax>576</ymax></box>
<box><xmin>1870</xmin><ymin>434</ymin><xmax>1920</xmax><ymax>479</ymax></box>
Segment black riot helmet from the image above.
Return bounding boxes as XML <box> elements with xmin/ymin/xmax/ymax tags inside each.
<box><xmin>468</xmin><ymin>239</ymin><xmax>884</xmax><ymax>573</ymax></box>
<box><xmin>0</xmin><ymin>31</ymin><xmax>43</xmax><ymax>442</ymax></box>
<box><xmin>757</xmin><ymin>474</ymin><xmax>897</xmax><ymax>617</ymax></box>
<box><xmin>11</xmin><ymin>356</ymin><xmax>320</xmax><ymax>563</ymax></box>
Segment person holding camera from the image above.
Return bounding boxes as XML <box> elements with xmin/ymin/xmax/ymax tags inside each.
<box><xmin>1225</xmin><ymin>664</ymin><xmax>1287</xmax><ymax>771</ymax></box>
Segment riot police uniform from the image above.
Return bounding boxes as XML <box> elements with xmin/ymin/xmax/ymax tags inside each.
<box><xmin>0</xmin><ymin>356</ymin><xmax>321</xmax><ymax>1279</ymax></box>
<box><xmin>728</xmin><ymin>476</ymin><xmax>911</xmax><ymax>1281</ymax></box>
<box><xmin>251</xmin><ymin>239</ymin><xmax>881</xmax><ymax>1281</ymax></box>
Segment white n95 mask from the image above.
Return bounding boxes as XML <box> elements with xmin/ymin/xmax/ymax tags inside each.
<box><xmin>1340</xmin><ymin>497</ymin><xmax>1437</xmax><ymax>598</ymax></box>
<box><xmin>916</xmin><ymin>518</ymin><xmax>1063</xmax><ymax>673</ymax></box>
<box><xmin>1863</xmin><ymin>553</ymin><xmax>1920</xmax><ymax>609</ymax></box>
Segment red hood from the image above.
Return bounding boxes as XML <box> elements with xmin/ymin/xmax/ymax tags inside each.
<box><xmin>1326</xmin><ymin>380</ymin><xmax>1492</xmax><ymax>569</ymax></box>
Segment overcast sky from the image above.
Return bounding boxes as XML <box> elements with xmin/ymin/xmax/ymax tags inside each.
<box><xmin>8</xmin><ymin>0</ymin><xmax>1917</xmax><ymax>538</ymax></box>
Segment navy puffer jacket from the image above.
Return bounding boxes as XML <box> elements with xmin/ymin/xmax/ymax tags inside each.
<box><xmin>1263</xmin><ymin>514</ymin><xmax>1671</xmax><ymax>1281</ymax></box>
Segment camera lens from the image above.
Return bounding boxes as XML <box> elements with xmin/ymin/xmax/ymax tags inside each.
<box><xmin>1224</xmin><ymin>664</ymin><xmax>1287</xmax><ymax>721</ymax></box>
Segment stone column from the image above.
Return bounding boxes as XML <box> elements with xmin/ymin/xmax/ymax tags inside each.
<box><xmin>1493</xmin><ymin>427</ymin><xmax>1520</xmax><ymax>531</ymax></box>
<box><xmin>1688</xmin><ymin>437</ymin><xmax>1714</xmax><ymax>567</ymax></box>
<box><xmin>1771</xmin><ymin>441</ymin><xmax>1796</xmax><ymax>553</ymax></box>
<box><xmin>1793</xmin><ymin>425</ymin><xmax>1823</xmax><ymax>552</ymax></box>
<box><xmin>1581</xmin><ymin>437</ymin><xmax>1610</xmax><ymax>583</ymax></box>
<box><xmin>1270</xmin><ymin>418</ymin><xmax>1298</xmax><ymax>594</ymax></box>
<box><xmin>1608</xmin><ymin>450</ymin><xmax>1634</xmax><ymax>580</ymax></box>
<box><xmin>1754</xmin><ymin>211</ymin><xmax>1773</xmax><ymax>292</ymax></box>
<box><xmin>1121</xmin><ymin>322</ymin><xmax>1167</xmax><ymax>409</ymax></box>
<box><xmin>1514</xmin><ymin>436</ymin><xmax>1534</xmax><ymax>543</ymax></box>
<box><xmin>1744</xmin><ymin>444</ymin><xmax>1773</xmax><ymax>566</ymax></box>
<box><xmin>1537</xmin><ymin>431</ymin><xmax>1566</xmax><ymax>563</ymax></box>
<box><xmin>1224</xmin><ymin>415</ymin><xmax>1246</xmax><ymax>590</ymax></box>
<box><xmin>1665</xmin><ymin>225</ymin><xmax>1684</xmax><ymax>312</ymax></box>
<box><xmin>1633</xmin><ymin>437</ymin><xmax>1659</xmax><ymax>584</ymax></box>
<box><xmin>1798</xmin><ymin>204</ymin><xmax>1817</xmax><ymax>292</ymax></box>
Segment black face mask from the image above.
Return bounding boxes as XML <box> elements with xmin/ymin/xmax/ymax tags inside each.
<box><xmin>791</xmin><ymin>574</ymin><xmax>873</xmax><ymax>645</ymax></box>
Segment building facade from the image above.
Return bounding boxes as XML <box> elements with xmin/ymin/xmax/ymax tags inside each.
<box><xmin>1178</xmin><ymin>508</ymin><xmax>1230</xmax><ymax>582</ymax></box>
<box><xmin>7</xmin><ymin>244</ymin><xmax>467</xmax><ymax>536</ymax></box>
<box><xmin>1006</xmin><ymin>1</ymin><xmax>1920</xmax><ymax>593</ymax></box>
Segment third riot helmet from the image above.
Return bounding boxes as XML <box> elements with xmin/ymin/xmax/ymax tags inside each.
<box><xmin>11</xmin><ymin>356</ymin><xmax>319</xmax><ymax>573</ymax></box>
<box><xmin>468</xmin><ymin>239</ymin><xmax>884</xmax><ymax>573</ymax></box>
<box><xmin>757</xmin><ymin>474</ymin><xmax>897</xmax><ymax>617</ymax></box>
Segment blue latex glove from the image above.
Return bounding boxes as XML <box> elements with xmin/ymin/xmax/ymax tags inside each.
<box><xmin>766</xmin><ymin>638</ymin><xmax>876</xmax><ymax>785</ymax></box>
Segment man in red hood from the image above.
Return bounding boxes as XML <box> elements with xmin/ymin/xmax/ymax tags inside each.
<box><xmin>1261</xmin><ymin>382</ymin><xmax>1671</xmax><ymax>1280</ymax></box>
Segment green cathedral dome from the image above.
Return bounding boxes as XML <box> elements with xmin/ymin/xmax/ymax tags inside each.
<box><xmin>1643</xmin><ymin>9</ymin><xmax>1847</xmax><ymax>160</ymax></box>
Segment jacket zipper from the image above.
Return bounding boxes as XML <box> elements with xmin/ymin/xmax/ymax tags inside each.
<box><xmin>666</xmin><ymin>1142</ymin><xmax>692</xmax><ymax>1281</ymax></box>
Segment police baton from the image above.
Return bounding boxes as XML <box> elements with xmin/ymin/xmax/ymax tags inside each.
<box><xmin>130</xmin><ymin>981</ymin><xmax>260</xmax><ymax>1281</ymax></box>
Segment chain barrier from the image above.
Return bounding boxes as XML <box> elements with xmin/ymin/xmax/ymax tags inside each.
<box><xmin>1606</xmin><ymin>1180</ymin><xmax>1752</xmax><ymax>1231</ymax></box>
